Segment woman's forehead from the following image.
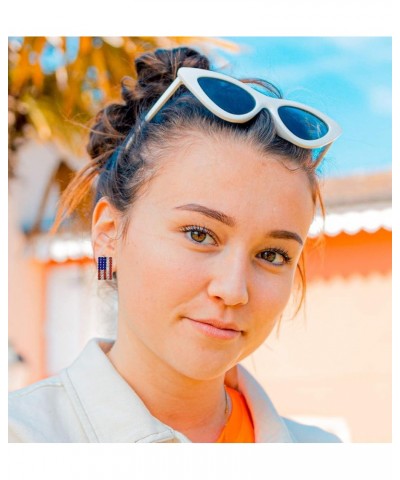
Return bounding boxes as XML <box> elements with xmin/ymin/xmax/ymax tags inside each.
<box><xmin>138</xmin><ymin>136</ymin><xmax>315</xmax><ymax>235</ymax></box>
<box><xmin>157</xmin><ymin>136</ymin><xmax>310</xmax><ymax>195</ymax></box>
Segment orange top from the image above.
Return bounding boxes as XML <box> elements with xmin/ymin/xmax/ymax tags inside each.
<box><xmin>216</xmin><ymin>386</ymin><xmax>255</xmax><ymax>443</ymax></box>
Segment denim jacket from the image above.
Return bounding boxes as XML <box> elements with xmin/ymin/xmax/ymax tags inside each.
<box><xmin>9</xmin><ymin>338</ymin><xmax>341</xmax><ymax>443</ymax></box>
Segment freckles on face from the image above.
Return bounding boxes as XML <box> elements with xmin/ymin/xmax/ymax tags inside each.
<box><xmin>115</xmin><ymin>133</ymin><xmax>314</xmax><ymax>378</ymax></box>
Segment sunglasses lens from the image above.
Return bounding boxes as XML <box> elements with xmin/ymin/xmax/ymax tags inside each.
<box><xmin>278</xmin><ymin>106</ymin><xmax>329</xmax><ymax>140</ymax></box>
<box><xmin>198</xmin><ymin>77</ymin><xmax>256</xmax><ymax>115</ymax></box>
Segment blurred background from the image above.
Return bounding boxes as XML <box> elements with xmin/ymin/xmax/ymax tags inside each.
<box><xmin>8</xmin><ymin>36</ymin><xmax>391</xmax><ymax>442</ymax></box>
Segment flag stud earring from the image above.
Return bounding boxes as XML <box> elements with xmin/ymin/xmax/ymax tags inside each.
<box><xmin>98</xmin><ymin>256</ymin><xmax>113</xmax><ymax>280</ymax></box>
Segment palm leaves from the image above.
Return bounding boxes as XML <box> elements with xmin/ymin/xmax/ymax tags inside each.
<box><xmin>8</xmin><ymin>36</ymin><xmax>239</xmax><ymax>175</ymax></box>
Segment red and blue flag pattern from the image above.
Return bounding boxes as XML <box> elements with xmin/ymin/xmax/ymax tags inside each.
<box><xmin>98</xmin><ymin>256</ymin><xmax>112</xmax><ymax>280</ymax></box>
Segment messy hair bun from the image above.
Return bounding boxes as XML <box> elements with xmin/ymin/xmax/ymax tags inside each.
<box><xmin>132</xmin><ymin>47</ymin><xmax>210</xmax><ymax>106</ymax></box>
<box><xmin>87</xmin><ymin>47</ymin><xmax>210</xmax><ymax>165</ymax></box>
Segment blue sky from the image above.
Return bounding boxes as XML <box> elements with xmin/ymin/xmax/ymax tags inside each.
<box><xmin>204</xmin><ymin>37</ymin><xmax>392</xmax><ymax>178</ymax></box>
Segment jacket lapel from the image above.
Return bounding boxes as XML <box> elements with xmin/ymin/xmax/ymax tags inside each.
<box><xmin>235</xmin><ymin>364</ymin><xmax>295</xmax><ymax>442</ymax></box>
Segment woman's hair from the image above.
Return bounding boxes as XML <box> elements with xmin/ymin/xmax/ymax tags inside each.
<box><xmin>50</xmin><ymin>46</ymin><xmax>325</xmax><ymax>315</ymax></box>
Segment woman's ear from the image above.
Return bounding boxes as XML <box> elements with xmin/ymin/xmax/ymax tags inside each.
<box><xmin>91</xmin><ymin>197</ymin><xmax>120</xmax><ymax>271</ymax></box>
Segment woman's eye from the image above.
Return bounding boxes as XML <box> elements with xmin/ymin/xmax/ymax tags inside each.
<box><xmin>259</xmin><ymin>249</ymin><xmax>291</xmax><ymax>266</ymax></box>
<box><xmin>180</xmin><ymin>226</ymin><xmax>216</xmax><ymax>245</ymax></box>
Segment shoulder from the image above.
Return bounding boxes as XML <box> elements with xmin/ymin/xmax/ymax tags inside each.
<box><xmin>8</xmin><ymin>374</ymin><xmax>87</xmax><ymax>443</ymax></box>
<box><xmin>282</xmin><ymin>417</ymin><xmax>342</xmax><ymax>443</ymax></box>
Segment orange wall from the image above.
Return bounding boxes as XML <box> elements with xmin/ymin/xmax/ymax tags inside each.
<box><xmin>305</xmin><ymin>228</ymin><xmax>391</xmax><ymax>280</ymax></box>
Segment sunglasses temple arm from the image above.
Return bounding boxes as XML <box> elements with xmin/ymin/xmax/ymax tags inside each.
<box><xmin>144</xmin><ymin>77</ymin><xmax>183</xmax><ymax>123</ymax></box>
<box><xmin>313</xmin><ymin>142</ymin><xmax>333</xmax><ymax>169</ymax></box>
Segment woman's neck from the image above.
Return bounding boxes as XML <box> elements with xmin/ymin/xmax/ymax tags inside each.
<box><xmin>104</xmin><ymin>331</ymin><xmax>229</xmax><ymax>442</ymax></box>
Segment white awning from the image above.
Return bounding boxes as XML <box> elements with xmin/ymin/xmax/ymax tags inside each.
<box><xmin>308</xmin><ymin>207</ymin><xmax>392</xmax><ymax>237</ymax></box>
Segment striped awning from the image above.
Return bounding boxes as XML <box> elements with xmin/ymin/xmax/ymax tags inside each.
<box><xmin>308</xmin><ymin>207</ymin><xmax>392</xmax><ymax>237</ymax></box>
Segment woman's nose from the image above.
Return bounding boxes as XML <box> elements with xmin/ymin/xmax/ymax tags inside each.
<box><xmin>207</xmin><ymin>248</ymin><xmax>250</xmax><ymax>307</ymax></box>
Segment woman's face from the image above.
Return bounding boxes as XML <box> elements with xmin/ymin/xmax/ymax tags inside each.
<box><xmin>102</xmin><ymin>133</ymin><xmax>314</xmax><ymax>380</ymax></box>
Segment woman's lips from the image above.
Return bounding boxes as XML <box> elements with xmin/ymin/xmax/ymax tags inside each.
<box><xmin>184</xmin><ymin>317</ymin><xmax>242</xmax><ymax>340</ymax></box>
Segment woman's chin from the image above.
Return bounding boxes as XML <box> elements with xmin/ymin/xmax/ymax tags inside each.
<box><xmin>168</xmin><ymin>353</ymin><xmax>238</xmax><ymax>382</ymax></box>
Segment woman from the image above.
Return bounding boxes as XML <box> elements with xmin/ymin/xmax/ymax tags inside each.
<box><xmin>9</xmin><ymin>47</ymin><xmax>342</xmax><ymax>443</ymax></box>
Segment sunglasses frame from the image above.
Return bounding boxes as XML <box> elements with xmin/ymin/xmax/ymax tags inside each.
<box><xmin>145</xmin><ymin>67</ymin><xmax>342</xmax><ymax>150</ymax></box>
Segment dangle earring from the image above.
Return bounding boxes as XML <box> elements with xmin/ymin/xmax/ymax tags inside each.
<box><xmin>96</xmin><ymin>233</ymin><xmax>115</xmax><ymax>280</ymax></box>
<box><xmin>97</xmin><ymin>255</ymin><xmax>113</xmax><ymax>280</ymax></box>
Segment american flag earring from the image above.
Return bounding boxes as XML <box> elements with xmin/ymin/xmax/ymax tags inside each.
<box><xmin>98</xmin><ymin>256</ymin><xmax>113</xmax><ymax>280</ymax></box>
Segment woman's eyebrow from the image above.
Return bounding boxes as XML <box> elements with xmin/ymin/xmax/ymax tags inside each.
<box><xmin>175</xmin><ymin>203</ymin><xmax>235</xmax><ymax>227</ymax></box>
<box><xmin>269</xmin><ymin>229</ymin><xmax>303</xmax><ymax>246</ymax></box>
<box><xmin>174</xmin><ymin>203</ymin><xmax>303</xmax><ymax>245</ymax></box>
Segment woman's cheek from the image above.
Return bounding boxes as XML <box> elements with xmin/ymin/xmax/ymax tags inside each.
<box><xmin>138</xmin><ymin>239</ymin><xmax>208</xmax><ymax>298</ymax></box>
<box><xmin>254</xmin><ymin>271</ymin><xmax>294</xmax><ymax>318</ymax></box>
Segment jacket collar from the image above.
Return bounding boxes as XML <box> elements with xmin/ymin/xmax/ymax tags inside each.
<box><xmin>235</xmin><ymin>364</ymin><xmax>294</xmax><ymax>442</ymax></box>
<box><xmin>62</xmin><ymin>338</ymin><xmax>187</xmax><ymax>443</ymax></box>
<box><xmin>62</xmin><ymin>338</ymin><xmax>294</xmax><ymax>443</ymax></box>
